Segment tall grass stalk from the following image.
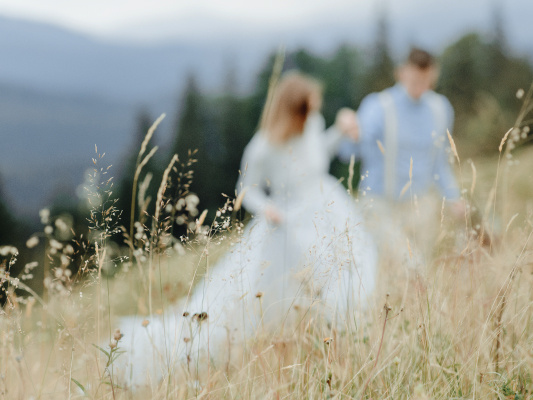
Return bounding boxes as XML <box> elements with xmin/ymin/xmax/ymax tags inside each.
<box><xmin>129</xmin><ymin>113</ymin><xmax>165</xmax><ymax>259</ymax></box>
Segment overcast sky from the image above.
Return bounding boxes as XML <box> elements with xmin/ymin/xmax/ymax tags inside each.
<box><xmin>0</xmin><ymin>0</ymin><xmax>532</xmax><ymax>53</ymax></box>
<box><xmin>0</xmin><ymin>0</ymin><xmax>372</xmax><ymax>40</ymax></box>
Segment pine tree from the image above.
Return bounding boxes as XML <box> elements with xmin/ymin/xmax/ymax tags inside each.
<box><xmin>365</xmin><ymin>0</ymin><xmax>395</xmax><ymax>94</ymax></box>
<box><xmin>171</xmin><ymin>74</ymin><xmax>217</xmax><ymax>217</ymax></box>
<box><xmin>216</xmin><ymin>67</ymin><xmax>255</xmax><ymax>199</ymax></box>
<box><xmin>0</xmin><ymin>173</ymin><xmax>23</xmax><ymax>307</ymax></box>
<box><xmin>323</xmin><ymin>45</ymin><xmax>364</xmax><ymax>124</ymax></box>
<box><xmin>439</xmin><ymin>33</ymin><xmax>485</xmax><ymax>117</ymax></box>
<box><xmin>0</xmin><ymin>175</ymin><xmax>17</xmax><ymax>247</ymax></box>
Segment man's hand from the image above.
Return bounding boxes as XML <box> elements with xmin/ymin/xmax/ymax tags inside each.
<box><xmin>335</xmin><ymin>108</ymin><xmax>359</xmax><ymax>141</ymax></box>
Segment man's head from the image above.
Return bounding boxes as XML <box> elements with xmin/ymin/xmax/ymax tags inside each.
<box><xmin>396</xmin><ymin>48</ymin><xmax>438</xmax><ymax>100</ymax></box>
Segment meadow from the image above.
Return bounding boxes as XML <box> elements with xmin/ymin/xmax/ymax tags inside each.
<box><xmin>1</xmin><ymin>89</ymin><xmax>533</xmax><ymax>400</ymax></box>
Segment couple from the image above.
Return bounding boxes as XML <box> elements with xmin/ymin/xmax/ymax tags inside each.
<box><xmin>118</xmin><ymin>48</ymin><xmax>460</xmax><ymax>388</ymax></box>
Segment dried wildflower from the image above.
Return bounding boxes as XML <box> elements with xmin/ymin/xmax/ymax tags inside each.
<box><xmin>113</xmin><ymin>328</ymin><xmax>123</xmax><ymax>342</ymax></box>
<box><xmin>196</xmin><ymin>209</ymin><xmax>208</xmax><ymax>229</ymax></box>
<box><xmin>141</xmin><ymin>319</ymin><xmax>150</xmax><ymax>327</ymax></box>
<box><xmin>516</xmin><ymin>88</ymin><xmax>525</xmax><ymax>99</ymax></box>
<box><xmin>499</xmin><ymin>128</ymin><xmax>513</xmax><ymax>153</ymax></box>
<box><xmin>255</xmin><ymin>292</ymin><xmax>264</xmax><ymax>298</ymax></box>
<box><xmin>183</xmin><ymin>311</ymin><xmax>190</xmax><ymax>317</ymax></box>
<box><xmin>183</xmin><ymin>337</ymin><xmax>190</xmax><ymax>343</ymax></box>
<box><xmin>323</xmin><ymin>337</ymin><xmax>333</xmax><ymax>345</ymax></box>
<box><xmin>193</xmin><ymin>312</ymin><xmax>208</xmax><ymax>322</ymax></box>
<box><xmin>446</xmin><ymin>130</ymin><xmax>459</xmax><ymax>163</ymax></box>
<box><xmin>234</xmin><ymin>188</ymin><xmax>247</xmax><ymax>212</ymax></box>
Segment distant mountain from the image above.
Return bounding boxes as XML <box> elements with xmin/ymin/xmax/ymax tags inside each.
<box><xmin>0</xmin><ymin>83</ymin><xmax>138</xmax><ymax>216</ymax></box>
<box><xmin>0</xmin><ymin>16</ymin><xmax>270</xmax><ymax>219</ymax></box>
<box><xmin>0</xmin><ymin>15</ymin><xmax>260</xmax><ymax>103</ymax></box>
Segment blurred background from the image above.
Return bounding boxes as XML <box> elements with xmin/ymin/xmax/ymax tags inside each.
<box><xmin>0</xmin><ymin>0</ymin><xmax>532</xmax><ymax>245</ymax></box>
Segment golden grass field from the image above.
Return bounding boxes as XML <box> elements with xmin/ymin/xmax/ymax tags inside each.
<box><xmin>2</xmin><ymin>103</ymin><xmax>533</xmax><ymax>399</ymax></box>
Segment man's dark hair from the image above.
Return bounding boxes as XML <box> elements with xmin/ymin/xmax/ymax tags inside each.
<box><xmin>407</xmin><ymin>48</ymin><xmax>435</xmax><ymax>69</ymax></box>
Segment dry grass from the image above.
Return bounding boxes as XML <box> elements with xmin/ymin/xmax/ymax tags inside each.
<box><xmin>2</xmin><ymin>107</ymin><xmax>533</xmax><ymax>399</ymax></box>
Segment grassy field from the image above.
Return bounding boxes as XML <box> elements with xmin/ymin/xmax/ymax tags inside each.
<box><xmin>2</xmin><ymin>113</ymin><xmax>533</xmax><ymax>399</ymax></box>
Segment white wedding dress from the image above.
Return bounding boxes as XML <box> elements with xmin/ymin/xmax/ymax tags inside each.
<box><xmin>116</xmin><ymin>113</ymin><xmax>377</xmax><ymax>389</ymax></box>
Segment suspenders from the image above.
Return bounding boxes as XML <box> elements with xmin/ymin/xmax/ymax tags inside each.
<box><xmin>378</xmin><ymin>91</ymin><xmax>398</xmax><ymax>200</ymax></box>
<box><xmin>378</xmin><ymin>90</ymin><xmax>447</xmax><ymax>200</ymax></box>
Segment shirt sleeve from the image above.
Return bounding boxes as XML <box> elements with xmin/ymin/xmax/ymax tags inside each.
<box><xmin>357</xmin><ymin>93</ymin><xmax>385</xmax><ymax>145</ymax></box>
<box><xmin>433</xmin><ymin>97</ymin><xmax>461</xmax><ymax>201</ymax></box>
<box><xmin>235</xmin><ymin>134</ymin><xmax>270</xmax><ymax>215</ymax></box>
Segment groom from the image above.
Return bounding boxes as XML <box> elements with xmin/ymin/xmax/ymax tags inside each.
<box><xmin>339</xmin><ymin>48</ymin><xmax>463</xmax><ymax>262</ymax></box>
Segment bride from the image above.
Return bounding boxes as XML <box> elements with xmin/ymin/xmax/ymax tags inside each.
<box><xmin>116</xmin><ymin>71</ymin><xmax>377</xmax><ymax>389</ymax></box>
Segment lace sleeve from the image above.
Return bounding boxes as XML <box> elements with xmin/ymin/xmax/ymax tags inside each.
<box><xmin>307</xmin><ymin>112</ymin><xmax>344</xmax><ymax>159</ymax></box>
<box><xmin>235</xmin><ymin>134</ymin><xmax>271</xmax><ymax>216</ymax></box>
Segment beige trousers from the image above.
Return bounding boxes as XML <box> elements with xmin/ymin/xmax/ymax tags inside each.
<box><xmin>361</xmin><ymin>194</ymin><xmax>443</xmax><ymax>271</ymax></box>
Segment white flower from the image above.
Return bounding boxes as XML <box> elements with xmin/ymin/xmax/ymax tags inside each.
<box><xmin>26</xmin><ymin>237</ymin><xmax>39</xmax><ymax>249</ymax></box>
<box><xmin>175</xmin><ymin>198</ymin><xmax>186</xmax><ymax>211</ymax></box>
<box><xmin>49</xmin><ymin>239</ymin><xmax>63</xmax><ymax>250</ymax></box>
<box><xmin>39</xmin><ymin>208</ymin><xmax>50</xmax><ymax>224</ymax></box>
<box><xmin>60</xmin><ymin>254</ymin><xmax>70</xmax><ymax>267</ymax></box>
<box><xmin>185</xmin><ymin>194</ymin><xmax>199</xmax><ymax>208</ymax></box>
<box><xmin>55</xmin><ymin>218</ymin><xmax>68</xmax><ymax>232</ymax></box>
<box><xmin>0</xmin><ymin>246</ymin><xmax>18</xmax><ymax>257</ymax></box>
<box><xmin>24</xmin><ymin>262</ymin><xmax>38</xmax><ymax>272</ymax></box>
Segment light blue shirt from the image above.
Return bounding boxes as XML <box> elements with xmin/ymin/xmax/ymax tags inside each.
<box><xmin>338</xmin><ymin>84</ymin><xmax>460</xmax><ymax>201</ymax></box>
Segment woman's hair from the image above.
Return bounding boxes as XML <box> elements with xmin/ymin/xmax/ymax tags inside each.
<box><xmin>261</xmin><ymin>71</ymin><xmax>322</xmax><ymax>143</ymax></box>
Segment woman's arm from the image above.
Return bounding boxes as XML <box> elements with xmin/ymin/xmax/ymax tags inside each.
<box><xmin>311</xmin><ymin>110</ymin><xmax>360</xmax><ymax>159</ymax></box>
<box><xmin>235</xmin><ymin>134</ymin><xmax>276</xmax><ymax>219</ymax></box>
